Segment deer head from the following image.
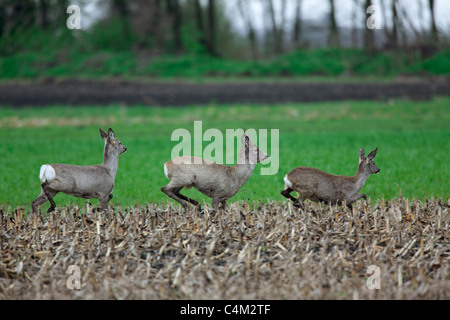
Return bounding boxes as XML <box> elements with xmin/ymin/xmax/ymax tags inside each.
<box><xmin>359</xmin><ymin>147</ymin><xmax>380</xmax><ymax>174</ymax></box>
<box><xmin>240</xmin><ymin>132</ymin><xmax>269</xmax><ymax>165</ymax></box>
<box><xmin>100</xmin><ymin>128</ymin><xmax>127</xmax><ymax>157</ymax></box>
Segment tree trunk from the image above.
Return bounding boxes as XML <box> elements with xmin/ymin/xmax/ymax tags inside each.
<box><xmin>391</xmin><ymin>0</ymin><xmax>398</xmax><ymax>48</ymax></box>
<box><xmin>363</xmin><ymin>0</ymin><xmax>375</xmax><ymax>52</ymax></box>
<box><xmin>293</xmin><ymin>0</ymin><xmax>302</xmax><ymax>48</ymax></box>
<box><xmin>111</xmin><ymin>0</ymin><xmax>131</xmax><ymax>38</ymax></box>
<box><xmin>237</xmin><ymin>0</ymin><xmax>259</xmax><ymax>60</ymax></box>
<box><xmin>328</xmin><ymin>0</ymin><xmax>340</xmax><ymax>47</ymax></box>
<box><xmin>193</xmin><ymin>0</ymin><xmax>208</xmax><ymax>54</ymax></box>
<box><xmin>56</xmin><ymin>0</ymin><xmax>69</xmax><ymax>25</ymax></box>
<box><xmin>428</xmin><ymin>0</ymin><xmax>439</xmax><ymax>44</ymax></box>
<box><xmin>351</xmin><ymin>0</ymin><xmax>359</xmax><ymax>47</ymax></box>
<box><xmin>166</xmin><ymin>0</ymin><xmax>183</xmax><ymax>53</ymax></box>
<box><xmin>40</xmin><ymin>0</ymin><xmax>49</xmax><ymax>29</ymax></box>
<box><xmin>11</xmin><ymin>1</ymin><xmax>35</xmax><ymax>33</ymax></box>
<box><xmin>267</xmin><ymin>0</ymin><xmax>282</xmax><ymax>55</ymax></box>
<box><xmin>148</xmin><ymin>0</ymin><xmax>162</xmax><ymax>50</ymax></box>
<box><xmin>207</xmin><ymin>0</ymin><xmax>217</xmax><ymax>56</ymax></box>
<box><xmin>0</xmin><ymin>5</ymin><xmax>5</xmax><ymax>39</ymax></box>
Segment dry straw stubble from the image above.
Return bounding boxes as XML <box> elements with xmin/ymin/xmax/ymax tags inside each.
<box><xmin>0</xmin><ymin>198</ymin><xmax>449</xmax><ymax>299</ymax></box>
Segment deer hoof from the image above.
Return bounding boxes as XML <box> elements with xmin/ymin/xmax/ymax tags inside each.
<box><xmin>293</xmin><ymin>201</ymin><xmax>303</xmax><ymax>208</ymax></box>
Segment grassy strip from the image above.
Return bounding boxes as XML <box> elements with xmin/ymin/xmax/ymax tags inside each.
<box><xmin>2</xmin><ymin>47</ymin><xmax>450</xmax><ymax>80</ymax></box>
<box><xmin>0</xmin><ymin>97</ymin><xmax>448</xmax><ymax>210</ymax></box>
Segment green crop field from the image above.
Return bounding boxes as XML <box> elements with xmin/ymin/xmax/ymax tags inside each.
<box><xmin>0</xmin><ymin>97</ymin><xmax>449</xmax><ymax>213</ymax></box>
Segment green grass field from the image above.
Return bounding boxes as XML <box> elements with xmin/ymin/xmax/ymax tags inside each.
<box><xmin>0</xmin><ymin>97</ymin><xmax>448</xmax><ymax>212</ymax></box>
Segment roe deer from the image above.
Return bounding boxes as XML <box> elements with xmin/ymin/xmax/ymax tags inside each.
<box><xmin>281</xmin><ymin>148</ymin><xmax>379</xmax><ymax>209</ymax></box>
<box><xmin>162</xmin><ymin>132</ymin><xmax>268</xmax><ymax>212</ymax></box>
<box><xmin>31</xmin><ymin>128</ymin><xmax>127</xmax><ymax>215</ymax></box>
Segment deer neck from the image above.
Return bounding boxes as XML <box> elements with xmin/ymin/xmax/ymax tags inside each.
<box><xmin>232</xmin><ymin>147</ymin><xmax>258</xmax><ymax>186</ymax></box>
<box><xmin>102</xmin><ymin>149</ymin><xmax>119</xmax><ymax>178</ymax></box>
<box><xmin>232</xmin><ymin>163</ymin><xmax>256</xmax><ymax>188</ymax></box>
<box><xmin>353</xmin><ymin>164</ymin><xmax>370</xmax><ymax>192</ymax></box>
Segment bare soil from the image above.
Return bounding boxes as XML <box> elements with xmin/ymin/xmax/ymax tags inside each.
<box><xmin>0</xmin><ymin>78</ymin><xmax>449</xmax><ymax>106</ymax></box>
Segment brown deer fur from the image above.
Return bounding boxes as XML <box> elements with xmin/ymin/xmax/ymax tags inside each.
<box><xmin>281</xmin><ymin>148</ymin><xmax>379</xmax><ymax>209</ymax></box>
<box><xmin>162</xmin><ymin>133</ymin><xmax>268</xmax><ymax>212</ymax></box>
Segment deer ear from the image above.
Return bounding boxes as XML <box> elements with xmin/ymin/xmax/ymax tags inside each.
<box><xmin>368</xmin><ymin>148</ymin><xmax>378</xmax><ymax>159</ymax></box>
<box><xmin>100</xmin><ymin>128</ymin><xmax>108</xmax><ymax>140</ymax></box>
<box><xmin>241</xmin><ymin>132</ymin><xmax>250</xmax><ymax>149</ymax></box>
<box><xmin>108</xmin><ymin>128</ymin><xmax>115</xmax><ymax>139</ymax></box>
<box><xmin>241</xmin><ymin>131</ymin><xmax>247</xmax><ymax>143</ymax></box>
<box><xmin>359</xmin><ymin>148</ymin><xmax>365</xmax><ymax>159</ymax></box>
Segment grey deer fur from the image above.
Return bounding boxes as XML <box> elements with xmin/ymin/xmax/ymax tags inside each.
<box><xmin>281</xmin><ymin>148</ymin><xmax>379</xmax><ymax>209</ymax></box>
<box><xmin>162</xmin><ymin>132</ymin><xmax>268</xmax><ymax>212</ymax></box>
<box><xmin>31</xmin><ymin>128</ymin><xmax>127</xmax><ymax>215</ymax></box>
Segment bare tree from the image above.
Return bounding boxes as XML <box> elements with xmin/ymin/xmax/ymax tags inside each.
<box><xmin>351</xmin><ymin>0</ymin><xmax>361</xmax><ymax>48</ymax></box>
<box><xmin>193</xmin><ymin>0</ymin><xmax>207</xmax><ymax>52</ymax></box>
<box><xmin>111</xmin><ymin>0</ymin><xmax>129</xmax><ymax>19</ymax></box>
<box><xmin>363</xmin><ymin>0</ymin><xmax>375</xmax><ymax>52</ymax></box>
<box><xmin>39</xmin><ymin>0</ymin><xmax>49</xmax><ymax>29</ymax></box>
<box><xmin>207</xmin><ymin>0</ymin><xmax>217</xmax><ymax>56</ymax></box>
<box><xmin>266</xmin><ymin>0</ymin><xmax>283</xmax><ymax>55</ymax></box>
<box><xmin>237</xmin><ymin>0</ymin><xmax>259</xmax><ymax>60</ymax></box>
<box><xmin>292</xmin><ymin>0</ymin><xmax>302</xmax><ymax>48</ymax></box>
<box><xmin>0</xmin><ymin>5</ymin><xmax>4</xmax><ymax>39</ymax></box>
<box><xmin>391</xmin><ymin>0</ymin><xmax>400</xmax><ymax>48</ymax></box>
<box><xmin>398</xmin><ymin>1</ymin><xmax>421</xmax><ymax>44</ymax></box>
<box><xmin>328</xmin><ymin>0</ymin><xmax>340</xmax><ymax>47</ymax></box>
<box><xmin>111</xmin><ymin>0</ymin><xmax>131</xmax><ymax>39</ymax></box>
<box><xmin>10</xmin><ymin>1</ymin><xmax>36</xmax><ymax>33</ymax></box>
<box><xmin>193</xmin><ymin>0</ymin><xmax>217</xmax><ymax>56</ymax></box>
<box><xmin>428</xmin><ymin>0</ymin><xmax>439</xmax><ymax>44</ymax></box>
<box><xmin>166</xmin><ymin>0</ymin><xmax>184</xmax><ymax>53</ymax></box>
<box><xmin>280</xmin><ymin>0</ymin><xmax>287</xmax><ymax>49</ymax></box>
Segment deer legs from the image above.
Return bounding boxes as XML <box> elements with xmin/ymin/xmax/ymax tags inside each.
<box><xmin>281</xmin><ymin>185</ymin><xmax>368</xmax><ymax>210</ymax></box>
<box><xmin>281</xmin><ymin>187</ymin><xmax>297</xmax><ymax>202</ymax></box>
<box><xmin>31</xmin><ymin>191</ymin><xmax>48</xmax><ymax>215</ymax></box>
<box><xmin>344</xmin><ymin>193</ymin><xmax>367</xmax><ymax>210</ymax></box>
<box><xmin>161</xmin><ymin>184</ymin><xmax>202</xmax><ymax>212</ymax></box>
<box><xmin>281</xmin><ymin>187</ymin><xmax>313</xmax><ymax>209</ymax></box>
<box><xmin>211</xmin><ymin>198</ymin><xmax>227</xmax><ymax>213</ymax></box>
<box><xmin>161</xmin><ymin>183</ymin><xmax>228</xmax><ymax>213</ymax></box>
<box><xmin>32</xmin><ymin>186</ymin><xmax>115</xmax><ymax>216</ymax></box>
<box><xmin>175</xmin><ymin>190</ymin><xmax>200</xmax><ymax>207</ymax></box>
<box><xmin>31</xmin><ymin>185</ymin><xmax>59</xmax><ymax>215</ymax></box>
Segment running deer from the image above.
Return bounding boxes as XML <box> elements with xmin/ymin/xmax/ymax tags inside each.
<box><xmin>31</xmin><ymin>128</ymin><xmax>127</xmax><ymax>215</ymax></box>
<box><xmin>161</xmin><ymin>132</ymin><xmax>268</xmax><ymax>212</ymax></box>
<box><xmin>281</xmin><ymin>148</ymin><xmax>379</xmax><ymax>209</ymax></box>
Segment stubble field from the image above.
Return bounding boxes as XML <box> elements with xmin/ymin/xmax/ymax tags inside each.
<box><xmin>0</xmin><ymin>198</ymin><xmax>448</xmax><ymax>300</ymax></box>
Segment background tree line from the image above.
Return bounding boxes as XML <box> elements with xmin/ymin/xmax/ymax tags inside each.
<box><xmin>0</xmin><ymin>0</ymin><xmax>447</xmax><ymax>61</ymax></box>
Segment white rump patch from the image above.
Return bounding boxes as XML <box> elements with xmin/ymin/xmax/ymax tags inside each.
<box><xmin>284</xmin><ymin>175</ymin><xmax>292</xmax><ymax>188</ymax></box>
<box><xmin>39</xmin><ymin>164</ymin><xmax>56</xmax><ymax>183</ymax></box>
<box><xmin>164</xmin><ymin>163</ymin><xmax>169</xmax><ymax>179</ymax></box>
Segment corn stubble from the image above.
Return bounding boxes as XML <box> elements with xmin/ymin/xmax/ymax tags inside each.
<box><xmin>0</xmin><ymin>198</ymin><xmax>448</xmax><ymax>299</ymax></box>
